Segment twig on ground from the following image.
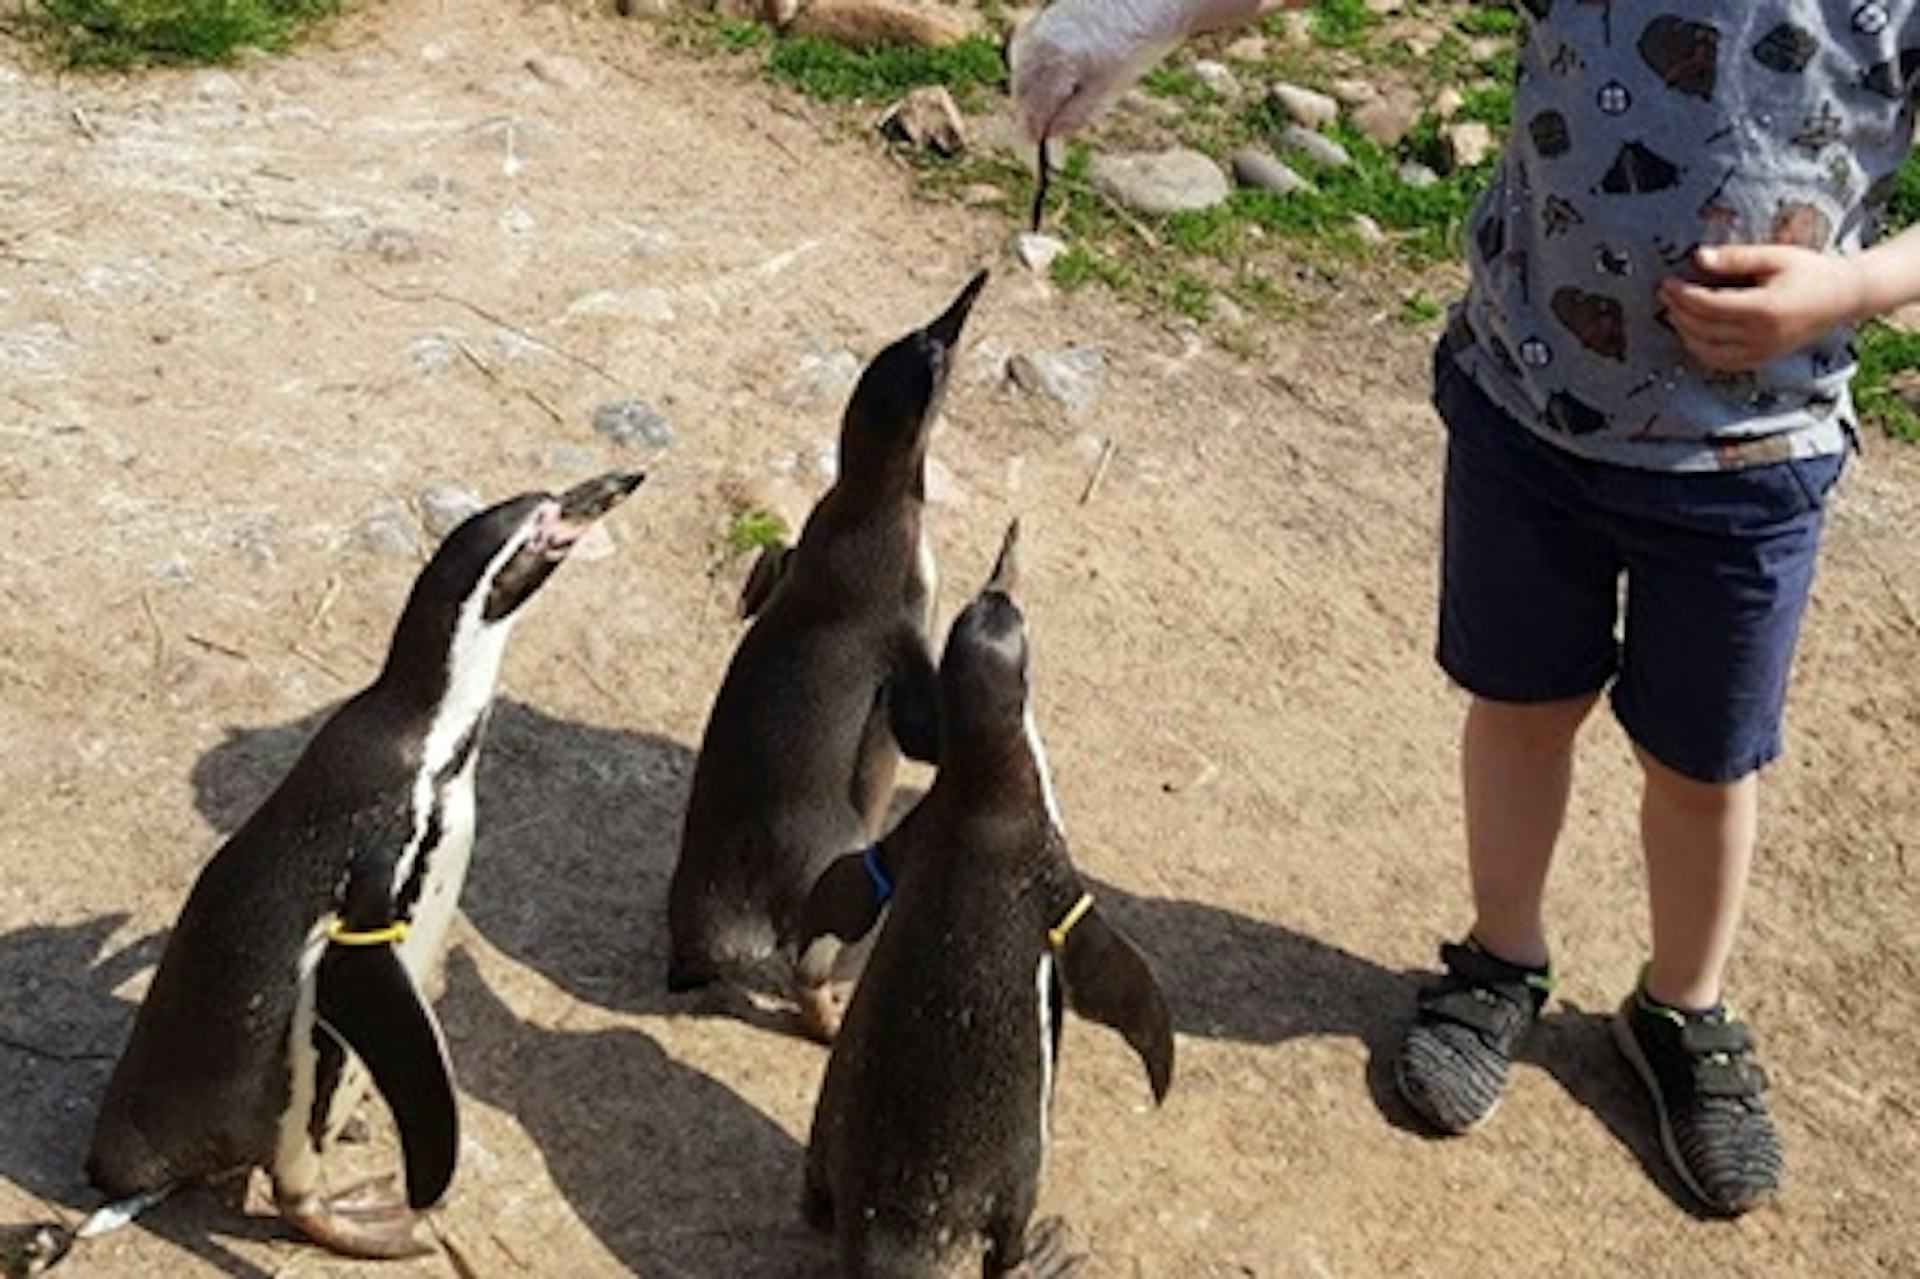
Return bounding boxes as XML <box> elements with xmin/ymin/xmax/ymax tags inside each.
<box><xmin>1079</xmin><ymin>438</ymin><xmax>1117</xmax><ymax>505</ymax></box>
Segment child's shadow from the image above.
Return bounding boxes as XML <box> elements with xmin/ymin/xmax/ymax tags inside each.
<box><xmin>0</xmin><ymin>916</ymin><xmax>285</xmax><ymax>1277</ymax></box>
<box><xmin>1528</xmin><ymin>1005</ymin><xmax>1720</xmax><ymax>1220</ymax></box>
<box><xmin>439</xmin><ymin>947</ymin><xmax>824</xmax><ymax>1276</ymax></box>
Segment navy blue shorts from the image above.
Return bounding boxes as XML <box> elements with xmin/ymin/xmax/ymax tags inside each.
<box><xmin>1433</xmin><ymin>347</ymin><xmax>1845</xmax><ymax>784</ymax></box>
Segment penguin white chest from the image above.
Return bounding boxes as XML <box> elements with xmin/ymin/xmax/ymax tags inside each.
<box><xmin>400</xmin><ymin>763</ymin><xmax>478</xmax><ymax>986</ymax></box>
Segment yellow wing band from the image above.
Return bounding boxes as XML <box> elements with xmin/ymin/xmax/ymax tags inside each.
<box><xmin>1046</xmin><ymin>893</ymin><xmax>1095</xmax><ymax>951</ymax></box>
<box><xmin>327</xmin><ymin>919</ymin><xmax>410</xmax><ymax>947</ymax></box>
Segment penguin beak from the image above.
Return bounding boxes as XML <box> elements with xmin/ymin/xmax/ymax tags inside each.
<box><xmin>985</xmin><ymin>517</ymin><xmax>1020</xmax><ymax>597</ymax></box>
<box><xmin>924</xmin><ymin>269</ymin><xmax>989</xmax><ymax>352</ymax></box>
<box><xmin>533</xmin><ymin>470</ymin><xmax>646</xmax><ymax>559</ymax></box>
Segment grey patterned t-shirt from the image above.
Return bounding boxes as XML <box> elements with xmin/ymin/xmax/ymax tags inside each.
<box><xmin>1455</xmin><ymin>0</ymin><xmax>1920</xmax><ymax>471</ymax></box>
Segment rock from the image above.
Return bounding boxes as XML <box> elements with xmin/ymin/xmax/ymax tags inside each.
<box><xmin>1888</xmin><ymin>302</ymin><xmax>1920</xmax><ymax>333</ymax></box>
<box><xmin>615</xmin><ymin>0</ymin><xmax>677</xmax><ymax>17</ymax></box>
<box><xmin>761</xmin><ymin>0</ymin><xmax>802</xmax><ymax>23</ymax></box>
<box><xmin>1443</xmin><ymin>120</ymin><xmax>1497</xmax><ymax>170</ymax></box>
<box><xmin>1352</xmin><ymin>213</ymin><xmax>1388</xmax><ymax>246</ymax></box>
<box><xmin>1192</xmin><ymin>59</ymin><xmax>1242</xmax><ymax>98</ymax></box>
<box><xmin>194</xmin><ymin>71</ymin><xmax>243</xmax><ymax>100</ymax></box>
<box><xmin>878</xmin><ymin>85</ymin><xmax>966</xmax><ymax>156</ymax></box>
<box><xmin>1015</xmin><ymin>232</ymin><xmax>1067</xmax><ymax>273</ymax></box>
<box><xmin>1352</xmin><ymin>88</ymin><xmax>1420</xmax><ymax>146</ymax></box>
<box><xmin>419</xmin><ymin>486</ymin><xmax>484</xmax><ymax>538</ymax></box>
<box><xmin>1270</xmin><ymin>82</ymin><xmax>1338</xmax><ymax>131</ymax></box>
<box><xmin>924</xmin><ymin>454</ymin><xmax>964</xmax><ymax>505</ymax></box>
<box><xmin>525</xmin><ymin>54</ymin><xmax>593</xmax><ymax>90</ymax></box>
<box><xmin>410</xmin><ymin>333</ymin><xmax>461</xmax><ymax>373</ymax></box>
<box><xmin>1118</xmin><ymin>88</ymin><xmax>1184</xmax><ymax>122</ymax></box>
<box><xmin>359</xmin><ymin>502</ymin><xmax>420</xmax><ymax>559</ymax></box>
<box><xmin>781</xmin><ymin>347</ymin><xmax>862</xmax><ymax>407</ymax></box>
<box><xmin>958</xmin><ymin>183</ymin><xmax>1006</xmax><ymax>207</ymax></box>
<box><xmin>591</xmin><ymin>399</ymin><xmax>675</xmax><ymax>450</ymax></box>
<box><xmin>1363</xmin><ymin>0</ymin><xmax>1402</xmax><ymax>12</ymax></box>
<box><xmin>1468</xmin><ymin>36</ymin><xmax>1506</xmax><ymax>64</ymax></box>
<box><xmin>788</xmin><ymin>0</ymin><xmax>975</xmax><ymax>49</ymax></box>
<box><xmin>1087</xmin><ymin>148</ymin><xmax>1230</xmax><ymax>216</ymax></box>
<box><xmin>1404</xmin><ymin>25</ymin><xmax>1444</xmax><ymax>58</ymax></box>
<box><xmin>357</xmin><ymin>226</ymin><xmax>421</xmax><ymax>263</ymax></box>
<box><xmin>1007</xmin><ymin>346</ymin><xmax>1104</xmax><ymax>413</ymax></box>
<box><xmin>1231</xmin><ymin>147</ymin><xmax>1312</xmax><ymax>196</ymax></box>
<box><xmin>1397</xmin><ymin>161</ymin><xmax>1440</xmax><ymax>189</ymax></box>
<box><xmin>1328</xmin><ymin>77</ymin><xmax>1378</xmax><ymax>106</ymax></box>
<box><xmin>1223</xmin><ymin>35</ymin><xmax>1269</xmax><ymax>61</ymax></box>
<box><xmin>972</xmin><ymin>111</ymin><xmax>1065</xmax><ymax>164</ymax></box>
<box><xmin>1433</xmin><ymin>86</ymin><xmax>1465</xmax><ymax>120</ymax></box>
<box><xmin>1276</xmin><ymin>124</ymin><xmax>1351</xmax><ymax>170</ymax></box>
<box><xmin>1275</xmin><ymin>9</ymin><xmax>1312</xmax><ymax>46</ymax></box>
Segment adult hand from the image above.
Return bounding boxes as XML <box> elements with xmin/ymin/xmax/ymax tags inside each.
<box><xmin>1008</xmin><ymin>0</ymin><xmax>1283</xmax><ymax>145</ymax></box>
<box><xmin>1660</xmin><ymin>245</ymin><xmax>1868</xmax><ymax>373</ymax></box>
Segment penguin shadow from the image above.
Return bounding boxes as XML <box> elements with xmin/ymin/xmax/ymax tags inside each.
<box><xmin>1526</xmin><ymin>1004</ymin><xmax>1719</xmax><ymax>1220</ymax></box>
<box><xmin>1087</xmin><ymin>883</ymin><xmax>1434</xmax><ymax>1133</ymax></box>
<box><xmin>437</xmin><ymin>947</ymin><xmax>826</xmax><ymax>1276</ymax></box>
<box><xmin>0</xmin><ymin>915</ymin><xmax>285</xmax><ymax>1278</ymax></box>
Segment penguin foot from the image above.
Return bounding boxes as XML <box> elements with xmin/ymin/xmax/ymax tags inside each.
<box><xmin>1005</xmin><ymin>1217</ymin><xmax>1084</xmax><ymax>1279</ymax></box>
<box><xmin>276</xmin><ymin>1179</ymin><xmax>436</xmax><ymax>1260</ymax></box>
<box><xmin>0</xmin><ymin>1221</ymin><xmax>74</xmax><ymax>1278</ymax></box>
<box><xmin>796</xmin><ymin>980</ymin><xmax>849</xmax><ymax>1044</ymax></box>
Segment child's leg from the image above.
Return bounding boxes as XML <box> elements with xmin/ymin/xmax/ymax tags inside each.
<box><xmin>1637</xmin><ymin>751</ymin><xmax>1757</xmax><ymax>1012</ymax></box>
<box><xmin>1463</xmin><ymin>693</ymin><xmax>1599</xmax><ymax>970</ymax></box>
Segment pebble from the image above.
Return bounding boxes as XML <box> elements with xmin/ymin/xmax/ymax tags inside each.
<box><xmin>194</xmin><ymin>71</ymin><xmax>243</xmax><ymax>100</ymax></box>
<box><xmin>1397</xmin><ymin>161</ymin><xmax>1440</xmax><ymax>189</ymax></box>
<box><xmin>591</xmin><ymin>399</ymin><xmax>675</xmax><ymax>450</ymax></box>
<box><xmin>525</xmin><ymin>54</ymin><xmax>594</xmax><ymax>91</ymax></box>
<box><xmin>357</xmin><ymin>226</ymin><xmax>421</xmax><ymax>263</ymax></box>
<box><xmin>925</xmin><ymin>454</ymin><xmax>963</xmax><ymax>506</ymax></box>
<box><xmin>1231</xmin><ymin>148</ymin><xmax>1313</xmax><ymax>196</ymax></box>
<box><xmin>1352</xmin><ymin>214</ymin><xmax>1388</xmax><ymax>247</ymax></box>
<box><xmin>1007</xmin><ymin>347</ymin><xmax>1104</xmax><ymax>413</ymax></box>
<box><xmin>359</xmin><ymin>502</ymin><xmax>420</xmax><ymax>559</ymax></box>
<box><xmin>1328</xmin><ymin>77</ymin><xmax>1378</xmax><ymax>106</ymax></box>
<box><xmin>1433</xmin><ymin>86</ymin><xmax>1465</xmax><ymax>120</ymax></box>
<box><xmin>1088</xmin><ymin>148</ymin><xmax>1230</xmax><ymax>217</ymax></box>
<box><xmin>959</xmin><ymin>183</ymin><xmax>1007</xmax><ymax>207</ymax></box>
<box><xmin>410</xmin><ymin>334</ymin><xmax>461</xmax><ymax>373</ymax></box>
<box><xmin>782</xmin><ymin>347</ymin><xmax>862</xmax><ymax>407</ymax></box>
<box><xmin>1276</xmin><ymin>125</ymin><xmax>1351</xmax><ymax>170</ymax></box>
<box><xmin>1193</xmin><ymin>60</ymin><xmax>1242</xmax><ymax>99</ymax></box>
<box><xmin>1444</xmin><ymin>120</ymin><xmax>1497</xmax><ymax>170</ymax></box>
<box><xmin>1015</xmin><ymin>232</ymin><xmax>1067</xmax><ymax>273</ymax></box>
<box><xmin>1352</xmin><ymin>89</ymin><xmax>1420</xmax><ymax>147</ymax></box>
<box><xmin>1270</xmin><ymin>83</ymin><xmax>1338</xmax><ymax>131</ymax></box>
<box><xmin>1223</xmin><ymin>35</ymin><xmax>1269</xmax><ymax>61</ymax></box>
<box><xmin>789</xmin><ymin>0</ymin><xmax>975</xmax><ymax>48</ymax></box>
<box><xmin>419</xmin><ymin>486</ymin><xmax>484</xmax><ymax>538</ymax></box>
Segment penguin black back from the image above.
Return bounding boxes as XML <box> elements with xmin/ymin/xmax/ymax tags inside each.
<box><xmin>796</xmin><ymin>523</ymin><xmax>1174</xmax><ymax>1277</ymax></box>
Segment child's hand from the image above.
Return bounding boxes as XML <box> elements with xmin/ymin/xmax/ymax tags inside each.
<box><xmin>1009</xmin><ymin>0</ymin><xmax>1290</xmax><ymax>145</ymax></box>
<box><xmin>1659</xmin><ymin>245</ymin><xmax>1867</xmax><ymax>373</ymax></box>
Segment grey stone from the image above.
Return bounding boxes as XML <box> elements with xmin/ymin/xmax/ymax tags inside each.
<box><xmin>525</xmin><ymin>54</ymin><xmax>594</xmax><ymax>91</ymax></box>
<box><xmin>1397</xmin><ymin>161</ymin><xmax>1440</xmax><ymax>189</ymax></box>
<box><xmin>1443</xmin><ymin>120</ymin><xmax>1498</xmax><ymax>170</ymax></box>
<box><xmin>410</xmin><ymin>334</ymin><xmax>461</xmax><ymax>373</ymax></box>
<box><xmin>1270</xmin><ymin>83</ymin><xmax>1338</xmax><ymax>131</ymax></box>
<box><xmin>1008</xmin><ymin>346</ymin><xmax>1104</xmax><ymax>413</ymax></box>
<box><xmin>1087</xmin><ymin>148</ymin><xmax>1230</xmax><ymax>217</ymax></box>
<box><xmin>1352</xmin><ymin>213</ymin><xmax>1388</xmax><ymax>247</ymax></box>
<box><xmin>1329</xmin><ymin>77</ymin><xmax>1378</xmax><ymax>106</ymax></box>
<box><xmin>591</xmin><ymin>399</ymin><xmax>675</xmax><ymax>450</ymax></box>
<box><xmin>1433</xmin><ymin>86</ymin><xmax>1465</xmax><ymax>120</ymax></box>
<box><xmin>1015</xmin><ymin>232</ymin><xmax>1067</xmax><ymax>272</ymax></box>
<box><xmin>419</xmin><ymin>486</ymin><xmax>484</xmax><ymax>539</ymax></box>
<box><xmin>359</xmin><ymin>502</ymin><xmax>421</xmax><ymax>558</ymax></box>
<box><xmin>1223</xmin><ymin>34</ymin><xmax>1269</xmax><ymax>61</ymax></box>
<box><xmin>1276</xmin><ymin>124</ymin><xmax>1351</xmax><ymax>170</ymax></box>
<box><xmin>783</xmin><ymin>347</ymin><xmax>862</xmax><ymax>407</ymax></box>
<box><xmin>1232</xmin><ymin>147</ymin><xmax>1313</xmax><ymax>195</ymax></box>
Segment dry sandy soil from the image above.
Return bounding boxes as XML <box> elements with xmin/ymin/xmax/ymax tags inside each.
<box><xmin>2</xmin><ymin>2</ymin><xmax>1918</xmax><ymax>1275</ymax></box>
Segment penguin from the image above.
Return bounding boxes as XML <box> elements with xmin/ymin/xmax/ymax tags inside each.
<box><xmin>75</xmin><ymin>470</ymin><xmax>644</xmax><ymax>1262</ymax></box>
<box><xmin>667</xmin><ymin>270</ymin><xmax>988</xmax><ymax>1039</ymax></box>
<box><xmin>794</xmin><ymin>521</ymin><xmax>1175</xmax><ymax>1278</ymax></box>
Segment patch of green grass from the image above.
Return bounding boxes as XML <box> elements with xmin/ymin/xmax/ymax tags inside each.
<box><xmin>1142</xmin><ymin>63</ymin><xmax>1215</xmax><ymax>104</ymax></box>
<box><xmin>765</xmin><ymin>33</ymin><xmax>1005</xmax><ymax>105</ymax></box>
<box><xmin>1888</xmin><ymin>154</ymin><xmax>1920</xmax><ymax>231</ymax></box>
<box><xmin>1400</xmin><ymin>292</ymin><xmax>1444</xmax><ymax>325</ymax></box>
<box><xmin>1163</xmin><ymin>271</ymin><xmax>1214</xmax><ymax>320</ymax></box>
<box><xmin>1164</xmin><ymin>205</ymin><xmax>1242</xmax><ymax>257</ymax></box>
<box><xmin>723</xmin><ymin>508</ymin><xmax>790</xmax><ymax>558</ymax></box>
<box><xmin>1457</xmin><ymin>4</ymin><xmax>1519</xmax><ymax>37</ymax></box>
<box><xmin>1856</xmin><ymin>322</ymin><xmax>1920</xmax><ymax>442</ymax></box>
<box><xmin>1457</xmin><ymin>82</ymin><xmax>1515</xmax><ymax>126</ymax></box>
<box><xmin>1307</xmin><ymin>0</ymin><xmax>1378</xmax><ymax>48</ymax></box>
<box><xmin>22</xmin><ymin>0</ymin><xmax>337</xmax><ymax>66</ymax></box>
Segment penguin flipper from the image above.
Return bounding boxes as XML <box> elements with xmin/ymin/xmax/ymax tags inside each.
<box><xmin>738</xmin><ymin>542</ymin><xmax>795</xmax><ymax>619</ymax></box>
<box><xmin>792</xmin><ymin>847</ymin><xmax>893</xmax><ymax>1040</ymax></box>
<box><xmin>1057</xmin><ymin>907</ymin><xmax>1175</xmax><ymax>1104</ymax></box>
<box><xmin>315</xmin><ymin>946</ymin><xmax>458</xmax><ymax>1210</ymax></box>
<box><xmin>885</xmin><ymin>630</ymin><xmax>941</xmax><ymax>765</ymax></box>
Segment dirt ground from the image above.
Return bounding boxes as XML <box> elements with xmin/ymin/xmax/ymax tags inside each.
<box><xmin>2</xmin><ymin>1</ymin><xmax>1918</xmax><ymax>1275</ymax></box>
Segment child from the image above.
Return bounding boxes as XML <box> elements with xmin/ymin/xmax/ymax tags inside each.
<box><xmin>1013</xmin><ymin>0</ymin><xmax>1920</xmax><ymax>1216</ymax></box>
